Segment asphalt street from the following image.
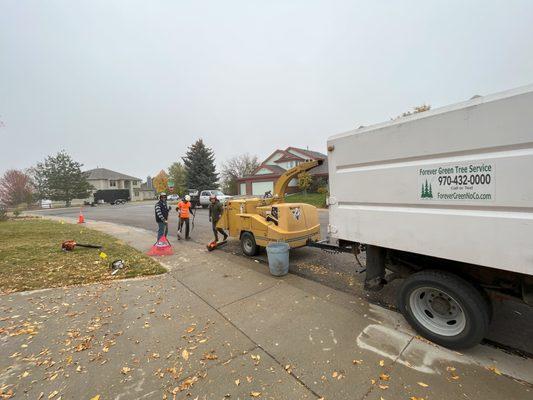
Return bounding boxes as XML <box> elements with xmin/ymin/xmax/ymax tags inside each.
<box><xmin>33</xmin><ymin>202</ymin><xmax>533</xmax><ymax>356</ymax></box>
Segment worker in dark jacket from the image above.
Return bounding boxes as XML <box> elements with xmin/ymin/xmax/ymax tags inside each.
<box><xmin>155</xmin><ymin>193</ymin><xmax>171</xmax><ymax>240</ymax></box>
<box><xmin>208</xmin><ymin>195</ymin><xmax>227</xmax><ymax>242</ymax></box>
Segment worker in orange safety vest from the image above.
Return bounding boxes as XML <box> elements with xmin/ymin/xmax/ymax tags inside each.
<box><xmin>176</xmin><ymin>195</ymin><xmax>193</xmax><ymax>240</ymax></box>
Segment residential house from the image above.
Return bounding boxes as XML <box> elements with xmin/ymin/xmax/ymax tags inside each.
<box><xmin>85</xmin><ymin>168</ymin><xmax>154</xmax><ymax>201</ymax></box>
<box><xmin>237</xmin><ymin>147</ymin><xmax>328</xmax><ymax>196</ymax></box>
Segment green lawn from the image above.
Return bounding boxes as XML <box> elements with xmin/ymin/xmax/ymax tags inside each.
<box><xmin>0</xmin><ymin>218</ymin><xmax>166</xmax><ymax>294</ymax></box>
<box><xmin>285</xmin><ymin>192</ymin><xmax>327</xmax><ymax>208</ymax></box>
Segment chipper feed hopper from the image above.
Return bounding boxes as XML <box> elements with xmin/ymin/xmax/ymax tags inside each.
<box><xmin>216</xmin><ymin>160</ymin><xmax>322</xmax><ymax>256</ymax></box>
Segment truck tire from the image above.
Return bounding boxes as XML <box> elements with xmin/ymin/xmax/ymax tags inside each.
<box><xmin>397</xmin><ymin>270</ymin><xmax>490</xmax><ymax>350</ymax></box>
<box><xmin>241</xmin><ymin>232</ymin><xmax>259</xmax><ymax>256</ymax></box>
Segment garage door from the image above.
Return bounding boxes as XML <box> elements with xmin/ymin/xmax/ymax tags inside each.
<box><xmin>252</xmin><ymin>181</ymin><xmax>274</xmax><ymax>196</ymax></box>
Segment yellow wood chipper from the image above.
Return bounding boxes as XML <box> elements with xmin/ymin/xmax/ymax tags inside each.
<box><xmin>216</xmin><ymin>160</ymin><xmax>322</xmax><ymax>256</ymax></box>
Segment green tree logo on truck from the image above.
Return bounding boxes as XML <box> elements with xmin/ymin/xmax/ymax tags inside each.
<box><xmin>421</xmin><ymin>180</ymin><xmax>433</xmax><ymax>199</ymax></box>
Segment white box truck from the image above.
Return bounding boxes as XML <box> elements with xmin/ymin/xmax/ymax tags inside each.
<box><xmin>326</xmin><ymin>85</ymin><xmax>533</xmax><ymax>349</ymax></box>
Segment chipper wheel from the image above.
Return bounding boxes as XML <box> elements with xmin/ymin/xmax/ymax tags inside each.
<box><xmin>240</xmin><ymin>231</ymin><xmax>259</xmax><ymax>256</ymax></box>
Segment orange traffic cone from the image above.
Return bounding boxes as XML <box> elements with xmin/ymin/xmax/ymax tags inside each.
<box><xmin>78</xmin><ymin>209</ymin><xmax>85</xmax><ymax>224</ymax></box>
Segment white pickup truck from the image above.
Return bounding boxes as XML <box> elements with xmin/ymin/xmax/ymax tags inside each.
<box><xmin>199</xmin><ymin>190</ymin><xmax>232</xmax><ymax>208</ymax></box>
<box><xmin>326</xmin><ymin>85</ymin><xmax>533</xmax><ymax>349</ymax></box>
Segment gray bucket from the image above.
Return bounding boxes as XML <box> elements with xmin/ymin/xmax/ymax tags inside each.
<box><xmin>266</xmin><ymin>242</ymin><xmax>290</xmax><ymax>276</ymax></box>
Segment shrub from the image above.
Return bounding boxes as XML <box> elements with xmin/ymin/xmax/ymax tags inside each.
<box><xmin>310</xmin><ymin>176</ymin><xmax>328</xmax><ymax>193</ymax></box>
<box><xmin>13</xmin><ymin>209</ymin><xmax>21</xmax><ymax>217</ymax></box>
<box><xmin>0</xmin><ymin>206</ymin><xmax>7</xmax><ymax>222</ymax></box>
<box><xmin>317</xmin><ymin>186</ymin><xmax>328</xmax><ymax>195</ymax></box>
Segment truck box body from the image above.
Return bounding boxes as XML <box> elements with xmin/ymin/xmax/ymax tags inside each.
<box><xmin>327</xmin><ymin>85</ymin><xmax>533</xmax><ymax>276</ymax></box>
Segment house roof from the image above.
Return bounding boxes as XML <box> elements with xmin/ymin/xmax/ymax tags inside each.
<box><xmin>85</xmin><ymin>168</ymin><xmax>141</xmax><ymax>181</ymax></box>
<box><xmin>287</xmin><ymin>147</ymin><xmax>327</xmax><ymax>160</ymax></box>
<box><xmin>244</xmin><ymin>158</ymin><xmax>328</xmax><ymax>180</ymax></box>
<box><xmin>250</xmin><ymin>164</ymin><xmax>286</xmax><ymax>176</ymax></box>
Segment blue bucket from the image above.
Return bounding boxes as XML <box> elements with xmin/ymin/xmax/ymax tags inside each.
<box><xmin>266</xmin><ymin>242</ymin><xmax>290</xmax><ymax>276</ymax></box>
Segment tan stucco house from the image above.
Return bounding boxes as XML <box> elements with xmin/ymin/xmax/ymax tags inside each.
<box><xmin>85</xmin><ymin>168</ymin><xmax>154</xmax><ymax>201</ymax></box>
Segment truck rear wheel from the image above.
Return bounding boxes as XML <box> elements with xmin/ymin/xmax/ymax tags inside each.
<box><xmin>241</xmin><ymin>232</ymin><xmax>259</xmax><ymax>256</ymax></box>
<box><xmin>397</xmin><ymin>270</ymin><xmax>490</xmax><ymax>349</ymax></box>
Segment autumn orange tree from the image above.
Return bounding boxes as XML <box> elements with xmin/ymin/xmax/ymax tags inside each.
<box><xmin>152</xmin><ymin>170</ymin><xmax>169</xmax><ymax>194</ymax></box>
<box><xmin>298</xmin><ymin>171</ymin><xmax>313</xmax><ymax>195</ymax></box>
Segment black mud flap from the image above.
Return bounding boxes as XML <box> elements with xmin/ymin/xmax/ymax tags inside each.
<box><xmin>364</xmin><ymin>245</ymin><xmax>386</xmax><ymax>291</ymax></box>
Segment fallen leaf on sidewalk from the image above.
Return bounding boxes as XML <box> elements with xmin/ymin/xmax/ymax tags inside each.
<box><xmin>487</xmin><ymin>366</ymin><xmax>502</xmax><ymax>375</ymax></box>
<box><xmin>379</xmin><ymin>360</ymin><xmax>385</xmax><ymax>367</ymax></box>
<box><xmin>250</xmin><ymin>391</ymin><xmax>261</xmax><ymax>397</ymax></box>
<box><xmin>378</xmin><ymin>385</ymin><xmax>388</xmax><ymax>390</ymax></box>
<box><xmin>90</xmin><ymin>396</ymin><xmax>100</xmax><ymax>400</ymax></box>
<box><xmin>48</xmin><ymin>391</ymin><xmax>59</xmax><ymax>399</ymax></box>
<box><xmin>121</xmin><ymin>366</ymin><xmax>131</xmax><ymax>374</ymax></box>
<box><xmin>352</xmin><ymin>359</ymin><xmax>363</xmax><ymax>365</ymax></box>
<box><xmin>246</xmin><ymin>376</ymin><xmax>253</xmax><ymax>383</ymax></box>
<box><xmin>379</xmin><ymin>373</ymin><xmax>389</xmax><ymax>381</ymax></box>
<box><xmin>417</xmin><ymin>382</ymin><xmax>429</xmax><ymax>387</ymax></box>
<box><xmin>203</xmin><ymin>352</ymin><xmax>218</xmax><ymax>360</ymax></box>
<box><xmin>409</xmin><ymin>397</ymin><xmax>425</xmax><ymax>400</ymax></box>
<box><xmin>182</xmin><ymin>349</ymin><xmax>189</xmax><ymax>361</ymax></box>
<box><xmin>235</xmin><ymin>379</ymin><xmax>240</xmax><ymax>386</ymax></box>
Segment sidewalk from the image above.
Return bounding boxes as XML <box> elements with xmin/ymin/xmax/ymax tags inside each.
<box><xmin>1</xmin><ymin>217</ymin><xmax>531</xmax><ymax>400</ymax></box>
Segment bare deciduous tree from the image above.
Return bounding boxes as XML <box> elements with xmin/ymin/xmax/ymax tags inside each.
<box><xmin>220</xmin><ymin>154</ymin><xmax>260</xmax><ymax>195</ymax></box>
<box><xmin>0</xmin><ymin>169</ymin><xmax>33</xmax><ymax>206</ymax></box>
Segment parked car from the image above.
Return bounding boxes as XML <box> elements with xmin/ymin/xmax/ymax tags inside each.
<box><xmin>167</xmin><ymin>194</ymin><xmax>180</xmax><ymax>202</ymax></box>
<box><xmin>41</xmin><ymin>199</ymin><xmax>52</xmax><ymax>209</ymax></box>
<box><xmin>199</xmin><ymin>190</ymin><xmax>232</xmax><ymax>208</ymax></box>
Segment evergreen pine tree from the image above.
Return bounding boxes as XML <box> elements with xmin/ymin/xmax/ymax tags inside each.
<box><xmin>421</xmin><ymin>183</ymin><xmax>425</xmax><ymax>198</ymax></box>
<box><xmin>428</xmin><ymin>183</ymin><xmax>433</xmax><ymax>198</ymax></box>
<box><xmin>182</xmin><ymin>139</ymin><xmax>219</xmax><ymax>190</ymax></box>
<box><xmin>32</xmin><ymin>151</ymin><xmax>93</xmax><ymax>206</ymax></box>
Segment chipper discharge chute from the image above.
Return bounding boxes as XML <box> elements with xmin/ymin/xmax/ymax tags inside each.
<box><xmin>215</xmin><ymin>160</ymin><xmax>322</xmax><ymax>256</ymax></box>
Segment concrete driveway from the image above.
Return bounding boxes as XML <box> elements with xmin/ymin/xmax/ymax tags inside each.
<box><xmin>31</xmin><ymin>202</ymin><xmax>533</xmax><ymax>356</ymax></box>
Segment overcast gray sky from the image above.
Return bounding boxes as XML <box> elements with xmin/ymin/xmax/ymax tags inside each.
<box><xmin>1</xmin><ymin>0</ymin><xmax>533</xmax><ymax>179</ymax></box>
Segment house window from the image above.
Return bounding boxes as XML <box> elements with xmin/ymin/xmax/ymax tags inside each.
<box><xmin>110</xmin><ymin>180</ymin><xmax>117</xmax><ymax>187</ymax></box>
